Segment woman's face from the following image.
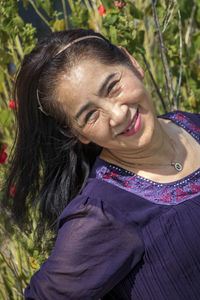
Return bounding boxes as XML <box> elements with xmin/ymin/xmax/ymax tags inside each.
<box><xmin>58</xmin><ymin>57</ymin><xmax>156</xmax><ymax>153</ymax></box>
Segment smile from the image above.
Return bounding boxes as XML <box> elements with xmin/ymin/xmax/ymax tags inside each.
<box><xmin>120</xmin><ymin>109</ymin><xmax>141</xmax><ymax>136</ymax></box>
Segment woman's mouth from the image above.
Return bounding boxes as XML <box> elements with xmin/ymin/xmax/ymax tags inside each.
<box><xmin>120</xmin><ymin>109</ymin><xmax>141</xmax><ymax>136</ymax></box>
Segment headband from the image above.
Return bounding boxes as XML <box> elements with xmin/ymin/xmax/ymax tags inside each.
<box><xmin>37</xmin><ymin>35</ymin><xmax>105</xmax><ymax>116</ymax></box>
<box><xmin>55</xmin><ymin>35</ymin><xmax>105</xmax><ymax>57</ymax></box>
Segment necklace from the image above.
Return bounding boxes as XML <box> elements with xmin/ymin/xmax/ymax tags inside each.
<box><xmin>169</xmin><ymin>136</ymin><xmax>183</xmax><ymax>172</ymax></box>
<box><xmin>108</xmin><ymin>155</ymin><xmax>183</xmax><ymax>172</ymax></box>
<box><xmin>171</xmin><ymin>162</ymin><xmax>183</xmax><ymax>172</ymax></box>
<box><xmin>103</xmin><ymin>138</ymin><xmax>183</xmax><ymax>172</ymax></box>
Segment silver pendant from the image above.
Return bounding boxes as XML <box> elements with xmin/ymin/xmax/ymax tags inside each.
<box><xmin>172</xmin><ymin>162</ymin><xmax>183</xmax><ymax>172</ymax></box>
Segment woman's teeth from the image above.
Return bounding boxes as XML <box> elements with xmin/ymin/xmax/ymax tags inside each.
<box><xmin>123</xmin><ymin>112</ymin><xmax>137</xmax><ymax>133</ymax></box>
<box><xmin>126</xmin><ymin>120</ymin><xmax>136</xmax><ymax>132</ymax></box>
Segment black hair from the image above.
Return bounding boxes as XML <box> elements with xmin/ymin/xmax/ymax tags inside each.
<box><xmin>4</xmin><ymin>29</ymin><xmax>134</xmax><ymax>236</ymax></box>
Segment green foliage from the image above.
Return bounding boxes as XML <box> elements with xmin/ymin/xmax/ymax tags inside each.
<box><xmin>69</xmin><ymin>0</ymin><xmax>89</xmax><ymax>29</ymax></box>
<box><xmin>100</xmin><ymin>0</ymin><xmax>200</xmax><ymax>112</ymax></box>
<box><xmin>0</xmin><ymin>0</ymin><xmax>199</xmax><ymax>298</ymax></box>
<box><xmin>0</xmin><ymin>204</ymin><xmax>50</xmax><ymax>299</ymax></box>
<box><xmin>0</xmin><ymin>0</ymin><xmax>37</xmax><ymax>158</ymax></box>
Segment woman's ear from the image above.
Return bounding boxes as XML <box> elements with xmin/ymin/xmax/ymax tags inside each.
<box><xmin>62</xmin><ymin>126</ymin><xmax>91</xmax><ymax>144</ymax></box>
<box><xmin>118</xmin><ymin>46</ymin><xmax>144</xmax><ymax>80</ymax></box>
<box><xmin>77</xmin><ymin>134</ymin><xmax>91</xmax><ymax>144</ymax></box>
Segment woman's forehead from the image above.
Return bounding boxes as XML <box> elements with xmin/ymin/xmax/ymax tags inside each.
<box><xmin>68</xmin><ymin>59</ymin><xmax>119</xmax><ymax>80</ymax></box>
<box><xmin>59</xmin><ymin>60</ymin><xmax>121</xmax><ymax>99</ymax></box>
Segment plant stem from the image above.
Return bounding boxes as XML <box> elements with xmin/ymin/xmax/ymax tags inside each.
<box><xmin>175</xmin><ymin>9</ymin><xmax>183</xmax><ymax>103</ymax></box>
<box><xmin>84</xmin><ymin>0</ymin><xmax>92</xmax><ymax>14</ymax></box>
<box><xmin>67</xmin><ymin>0</ymin><xmax>75</xmax><ymax>11</ymax></box>
<box><xmin>0</xmin><ymin>66</ymin><xmax>15</xmax><ymax>84</ymax></box>
<box><xmin>8</xmin><ymin>41</ymin><xmax>19</xmax><ymax>67</ymax></box>
<box><xmin>152</xmin><ymin>0</ymin><xmax>176</xmax><ymax>109</ymax></box>
<box><xmin>1</xmin><ymin>79</ymin><xmax>10</xmax><ymax>104</ymax></box>
<box><xmin>15</xmin><ymin>35</ymin><xmax>24</xmax><ymax>61</ymax></box>
<box><xmin>61</xmin><ymin>0</ymin><xmax>68</xmax><ymax>30</ymax></box>
<box><xmin>28</xmin><ymin>0</ymin><xmax>52</xmax><ymax>30</ymax></box>
<box><xmin>142</xmin><ymin>53</ymin><xmax>167</xmax><ymax>113</ymax></box>
<box><xmin>162</xmin><ymin>0</ymin><xmax>176</xmax><ymax>33</ymax></box>
<box><xmin>185</xmin><ymin>2</ymin><xmax>197</xmax><ymax>45</ymax></box>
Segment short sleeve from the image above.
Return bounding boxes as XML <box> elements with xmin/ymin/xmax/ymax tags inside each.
<box><xmin>24</xmin><ymin>195</ymin><xmax>144</xmax><ymax>300</ymax></box>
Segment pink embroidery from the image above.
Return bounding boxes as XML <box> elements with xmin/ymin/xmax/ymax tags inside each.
<box><xmin>176</xmin><ymin>188</ymin><xmax>190</xmax><ymax>202</ymax></box>
<box><xmin>190</xmin><ymin>123</ymin><xmax>200</xmax><ymax>133</ymax></box>
<box><xmin>103</xmin><ymin>170</ymin><xmax>117</xmax><ymax>179</ymax></box>
<box><xmin>190</xmin><ymin>182</ymin><xmax>200</xmax><ymax>193</ymax></box>
<box><xmin>159</xmin><ymin>188</ymin><xmax>173</xmax><ymax>202</ymax></box>
<box><xmin>176</xmin><ymin>112</ymin><xmax>185</xmax><ymax>121</ymax></box>
<box><xmin>123</xmin><ymin>176</ymin><xmax>135</xmax><ymax>188</ymax></box>
<box><xmin>144</xmin><ymin>184</ymin><xmax>154</xmax><ymax>197</ymax></box>
<box><xmin>124</xmin><ymin>180</ymin><xmax>132</xmax><ymax>188</ymax></box>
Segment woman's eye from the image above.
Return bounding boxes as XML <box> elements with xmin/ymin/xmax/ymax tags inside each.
<box><xmin>85</xmin><ymin>110</ymin><xmax>98</xmax><ymax>124</ymax></box>
<box><xmin>107</xmin><ymin>80</ymin><xmax>118</xmax><ymax>95</ymax></box>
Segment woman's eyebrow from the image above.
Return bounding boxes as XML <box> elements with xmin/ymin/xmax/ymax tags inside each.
<box><xmin>75</xmin><ymin>73</ymin><xmax>117</xmax><ymax>121</ymax></box>
<box><xmin>75</xmin><ymin>102</ymin><xmax>92</xmax><ymax>121</ymax></box>
<box><xmin>97</xmin><ymin>73</ymin><xmax>117</xmax><ymax>97</ymax></box>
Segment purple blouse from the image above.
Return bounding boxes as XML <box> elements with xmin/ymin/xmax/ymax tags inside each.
<box><xmin>25</xmin><ymin>111</ymin><xmax>200</xmax><ymax>300</ymax></box>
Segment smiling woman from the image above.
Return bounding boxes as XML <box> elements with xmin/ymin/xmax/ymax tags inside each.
<box><xmin>4</xmin><ymin>29</ymin><xmax>200</xmax><ymax>299</ymax></box>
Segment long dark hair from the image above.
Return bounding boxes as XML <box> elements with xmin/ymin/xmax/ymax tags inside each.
<box><xmin>4</xmin><ymin>29</ymin><xmax>133</xmax><ymax>234</ymax></box>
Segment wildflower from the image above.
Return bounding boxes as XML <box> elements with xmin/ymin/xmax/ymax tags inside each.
<box><xmin>30</xmin><ymin>257</ymin><xmax>38</xmax><ymax>269</ymax></box>
<box><xmin>114</xmin><ymin>1</ymin><xmax>126</xmax><ymax>8</ymax></box>
<box><xmin>9</xmin><ymin>99</ymin><xmax>18</xmax><ymax>109</ymax></box>
<box><xmin>0</xmin><ymin>145</ymin><xmax>8</xmax><ymax>164</ymax></box>
<box><xmin>10</xmin><ymin>185</ymin><xmax>16</xmax><ymax>197</ymax></box>
<box><xmin>98</xmin><ymin>1</ymin><xmax>106</xmax><ymax>16</ymax></box>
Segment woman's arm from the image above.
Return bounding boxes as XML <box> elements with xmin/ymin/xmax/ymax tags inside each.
<box><xmin>24</xmin><ymin>197</ymin><xmax>144</xmax><ymax>300</ymax></box>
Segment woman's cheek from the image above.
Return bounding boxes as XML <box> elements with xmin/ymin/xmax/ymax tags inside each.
<box><xmin>89</xmin><ymin>124</ymin><xmax>110</xmax><ymax>142</ymax></box>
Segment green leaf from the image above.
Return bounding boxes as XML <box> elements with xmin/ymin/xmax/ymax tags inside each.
<box><xmin>103</xmin><ymin>14</ymin><xmax>118</xmax><ymax>27</ymax></box>
<box><xmin>13</xmin><ymin>16</ymin><xmax>24</xmax><ymax>28</ymax></box>
<box><xmin>0</xmin><ymin>49</ymin><xmax>13</xmax><ymax>66</ymax></box>
<box><xmin>0</xmin><ymin>30</ymin><xmax>9</xmax><ymax>45</ymax></box>
<box><xmin>187</xmin><ymin>78</ymin><xmax>197</xmax><ymax>89</ymax></box>
<box><xmin>129</xmin><ymin>3</ymin><xmax>143</xmax><ymax>19</ymax></box>
<box><xmin>136</xmin><ymin>30</ymin><xmax>145</xmax><ymax>45</ymax></box>
<box><xmin>135</xmin><ymin>45</ymin><xmax>146</xmax><ymax>55</ymax></box>
<box><xmin>109</xmin><ymin>26</ymin><xmax>118</xmax><ymax>45</ymax></box>
<box><xmin>0</xmin><ymin>109</ymin><xmax>13</xmax><ymax>127</ymax></box>
<box><xmin>52</xmin><ymin>19</ymin><xmax>65</xmax><ymax>32</ymax></box>
<box><xmin>23</xmin><ymin>0</ymin><xmax>29</xmax><ymax>9</ymax></box>
<box><xmin>35</xmin><ymin>0</ymin><xmax>52</xmax><ymax>16</ymax></box>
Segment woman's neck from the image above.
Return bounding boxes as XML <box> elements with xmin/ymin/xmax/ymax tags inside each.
<box><xmin>100</xmin><ymin>118</ymin><xmax>186</xmax><ymax>173</ymax></box>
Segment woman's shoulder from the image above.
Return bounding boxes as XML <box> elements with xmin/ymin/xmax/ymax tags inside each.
<box><xmin>159</xmin><ymin>110</ymin><xmax>200</xmax><ymax>126</ymax></box>
<box><xmin>159</xmin><ymin>110</ymin><xmax>200</xmax><ymax>139</ymax></box>
<box><xmin>58</xmin><ymin>177</ymin><xmax>116</xmax><ymax>228</ymax></box>
<box><xmin>58</xmin><ymin>176</ymin><xmax>130</xmax><ymax>229</ymax></box>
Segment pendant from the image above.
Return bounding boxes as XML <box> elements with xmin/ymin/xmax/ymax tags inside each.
<box><xmin>171</xmin><ymin>162</ymin><xmax>183</xmax><ymax>172</ymax></box>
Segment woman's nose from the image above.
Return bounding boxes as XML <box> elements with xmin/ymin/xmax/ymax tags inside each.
<box><xmin>109</xmin><ymin>103</ymin><xmax>128</xmax><ymax>127</ymax></box>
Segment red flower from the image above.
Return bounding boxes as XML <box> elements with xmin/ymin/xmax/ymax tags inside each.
<box><xmin>10</xmin><ymin>185</ymin><xmax>16</xmax><ymax>197</ymax></box>
<box><xmin>114</xmin><ymin>1</ymin><xmax>126</xmax><ymax>8</ymax></box>
<box><xmin>98</xmin><ymin>3</ymin><xmax>106</xmax><ymax>16</ymax></box>
<box><xmin>0</xmin><ymin>144</ymin><xmax>8</xmax><ymax>164</ymax></box>
<box><xmin>9</xmin><ymin>99</ymin><xmax>18</xmax><ymax>109</ymax></box>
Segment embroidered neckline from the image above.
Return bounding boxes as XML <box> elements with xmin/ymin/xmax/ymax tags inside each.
<box><xmin>93</xmin><ymin>111</ymin><xmax>200</xmax><ymax>205</ymax></box>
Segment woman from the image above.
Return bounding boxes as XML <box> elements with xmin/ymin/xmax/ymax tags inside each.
<box><xmin>7</xmin><ymin>29</ymin><xmax>200</xmax><ymax>299</ymax></box>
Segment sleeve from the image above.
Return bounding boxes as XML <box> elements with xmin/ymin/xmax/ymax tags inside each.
<box><xmin>24</xmin><ymin>196</ymin><xmax>144</xmax><ymax>300</ymax></box>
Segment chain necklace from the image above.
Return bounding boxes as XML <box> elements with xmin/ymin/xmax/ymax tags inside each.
<box><xmin>171</xmin><ymin>162</ymin><xmax>183</xmax><ymax>172</ymax></box>
<box><xmin>104</xmin><ymin>138</ymin><xmax>183</xmax><ymax>172</ymax></box>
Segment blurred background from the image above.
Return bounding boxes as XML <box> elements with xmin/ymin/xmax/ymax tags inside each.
<box><xmin>0</xmin><ymin>0</ymin><xmax>199</xmax><ymax>298</ymax></box>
